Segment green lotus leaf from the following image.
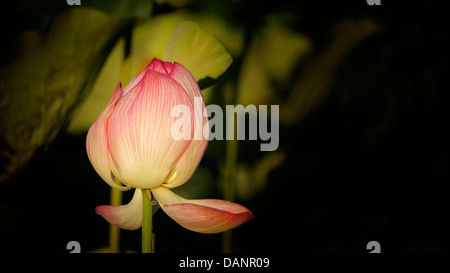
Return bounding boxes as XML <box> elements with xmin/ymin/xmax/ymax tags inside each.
<box><xmin>0</xmin><ymin>8</ymin><xmax>132</xmax><ymax>183</ymax></box>
<box><xmin>164</xmin><ymin>21</ymin><xmax>233</xmax><ymax>82</ymax></box>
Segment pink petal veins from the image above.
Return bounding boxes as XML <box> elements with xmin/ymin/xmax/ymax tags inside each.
<box><xmin>86</xmin><ymin>82</ymin><xmax>131</xmax><ymax>191</ymax></box>
<box><xmin>152</xmin><ymin>187</ymin><xmax>254</xmax><ymax>234</ymax></box>
<box><xmin>107</xmin><ymin>70</ymin><xmax>194</xmax><ymax>189</ymax></box>
<box><xmin>163</xmin><ymin>62</ymin><xmax>209</xmax><ymax>188</ymax></box>
<box><xmin>146</xmin><ymin>58</ymin><xmax>173</xmax><ymax>75</ymax></box>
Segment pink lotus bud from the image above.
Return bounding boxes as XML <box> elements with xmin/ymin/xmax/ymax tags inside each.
<box><xmin>87</xmin><ymin>58</ymin><xmax>207</xmax><ymax>190</ymax></box>
<box><xmin>88</xmin><ymin>58</ymin><xmax>253</xmax><ymax>234</ymax></box>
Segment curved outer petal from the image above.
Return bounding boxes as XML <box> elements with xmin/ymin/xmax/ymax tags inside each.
<box><xmin>96</xmin><ymin>188</ymin><xmax>142</xmax><ymax>230</ymax></box>
<box><xmin>107</xmin><ymin>69</ymin><xmax>194</xmax><ymax>189</ymax></box>
<box><xmin>163</xmin><ymin>62</ymin><xmax>209</xmax><ymax>189</ymax></box>
<box><xmin>152</xmin><ymin>187</ymin><xmax>254</xmax><ymax>234</ymax></box>
<box><xmin>122</xmin><ymin>66</ymin><xmax>147</xmax><ymax>95</ymax></box>
<box><xmin>86</xmin><ymin>82</ymin><xmax>132</xmax><ymax>191</ymax></box>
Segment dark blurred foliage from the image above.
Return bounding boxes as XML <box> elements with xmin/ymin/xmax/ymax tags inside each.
<box><xmin>1</xmin><ymin>0</ymin><xmax>449</xmax><ymax>253</ymax></box>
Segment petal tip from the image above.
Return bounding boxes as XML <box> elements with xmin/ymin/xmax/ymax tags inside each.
<box><xmin>94</xmin><ymin>189</ymin><xmax>143</xmax><ymax>230</ymax></box>
<box><xmin>95</xmin><ymin>205</ymin><xmax>116</xmax><ymax>221</ymax></box>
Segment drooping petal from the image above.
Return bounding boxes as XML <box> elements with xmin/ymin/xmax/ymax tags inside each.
<box><xmin>152</xmin><ymin>187</ymin><xmax>254</xmax><ymax>234</ymax></box>
<box><xmin>107</xmin><ymin>70</ymin><xmax>194</xmax><ymax>189</ymax></box>
<box><xmin>162</xmin><ymin>62</ymin><xmax>209</xmax><ymax>188</ymax></box>
<box><xmin>96</xmin><ymin>188</ymin><xmax>142</xmax><ymax>230</ymax></box>
<box><xmin>86</xmin><ymin>82</ymin><xmax>132</xmax><ymax>191</ymax></box>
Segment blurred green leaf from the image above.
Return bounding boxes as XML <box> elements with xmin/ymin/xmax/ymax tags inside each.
<box><xmin>67</xmin><ymin>38</ymin><xmax>126</xmax><ymax>134</ymax></box>
<box><xmin>164</xmin><ymin>21</ymin><xmax>233</xmax><ymax>81</ymax></box>
<box><xmin>68</xmin><ymin>16</ymin><xmax>235</xmax><ymax>134</ymax></box>
<box><xmin>153</xmin><ymin>0</ymin><xmax>193</xmax><ymax>8</ymax></box>
<box><xmin>236</xmin><ymin>15</ymin><xmax>312</xmax><ymax>106</ymax></box>
<box><xmin>280</xmin><ymin>19</ymin><xmax>380</xmax><ymax>124</ymax></box>
<box><xmin>197</xmin><ymin>76</ymin><xmax>217</xmax><ymax>90</ymax></box>
<box><xmin>0</xmin><ymin>8</ymin><xmax>132</xmax><ymax>183</ymax></box>
<box><xmin>83</xmin><ymin>0</ymin><xmax>153</xmax><ymax>18</ymax></box>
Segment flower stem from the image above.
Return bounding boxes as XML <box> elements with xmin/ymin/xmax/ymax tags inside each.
<box><xmin>109</xmin><ymin>187</ymin><xmax>122</xmax><ymax>253</ymax></box>
<box><xmin>142</xmin><ymin>189</ymin><xmax>153</xmax><ymax>253</ymax></box>
<box><xmin>222</xmin><ymin>89</ymin><xmax>238</xmax><ymax>253</ymax></box>
<box><xmin>222</xmin><ymin>136</ymin><xmax>238</xmax><ymax>252</ymax></box>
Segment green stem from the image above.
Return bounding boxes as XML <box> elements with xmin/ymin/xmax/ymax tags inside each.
<box><xmin>220</xmin><ymin>28</ymin><xmax>251</xmax><ymax>253</ymax></box>
<box><xmin>142</xmin><ymin>189</ymin><xmax>153</xmax><ymax>253</ymax></box>
<box><xmin>222</xmin><ymin>95</ymin><xmax>238</xmax><ymax>253</ymax></box>
<box><xmin>222</xmin><ymin>137</ymin><xmax>238</xmax><ymax>253</ymax></box>
<box><xmin>224</xmin><ymin>137</ymin><xmax>238</xmax><ymax>203</ymax></box>
<box><xmin>109</xmin><ymin>187</ymin><xmax>122</xmax><ymax>253</ymax></box>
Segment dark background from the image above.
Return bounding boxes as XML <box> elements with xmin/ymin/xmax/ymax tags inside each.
<box><xmin>1</xmin><ymin>0</ymin><xmax>449</xmax><ymax>253</ymax></box>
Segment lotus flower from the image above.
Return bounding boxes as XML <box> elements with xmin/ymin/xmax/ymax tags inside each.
<box><xmin>86</xmin><ymin>58</ymin><xmax>253</xmax><ymax>233</ymax></box>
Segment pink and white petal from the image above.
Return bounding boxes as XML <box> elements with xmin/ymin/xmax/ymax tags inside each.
<box><xmin>96</xmin><ymin>188</ymin><xmax>142</xmax><ymax>230</ymax></box>
<box><xmin>162</xmin><ymin>60</ymin><xmax>173</xmax><ymax>73</ymax></box>
<box><xmin>122</xmin><ymin>67</ymin><xmax>149</xmax><ymax>95</ymax></box>
<box><xmin>152</xmin><ymin>187</ymin><xmax>254</xmax><ymax>234</ymax></box>
<box><xmin>163</xmin><ymin>63</ymin><xmax>209</xmax><ymax>188</ymax></box>
<box><xmin>107</xmin><ymin>70</ymin><xmax>194</xmax><ymax>189</ymax></box>
<box><xmin>146</xmin><ymin>58</ymin><xmax>172</xmax><ymax>75</ymax></box>
<box><xmin>86</xmin><ymin>82</ymin><xmax>132</xmax><ymax>191</ymax></box>
<box><xmin>169</xmin><ymin>62</ymin><xmax>203</xmax><ymax>101</ymax></box>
